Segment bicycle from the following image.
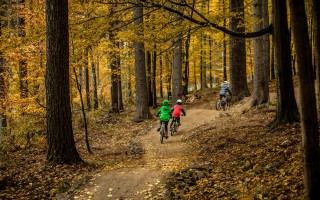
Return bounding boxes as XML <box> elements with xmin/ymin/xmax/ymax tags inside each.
<box><xmin>159</xmin><ymin>121</ymin><xmax>167</xmax><ymax>144</ymax></box>
<box><xmin>170</xmin><ymin>117</ymin><xmax>180</xmax><ymax>136</ymax></box>
<box><xmin>216</xmin><ymin>96</ymin><xmax>231</xmax><ymax>111</ymax></box>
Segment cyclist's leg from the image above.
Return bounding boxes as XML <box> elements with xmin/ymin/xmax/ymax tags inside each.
<box><xmin>157</xmin><ymin>120</ymin><xmax>162</xmax><ymax>132</ymax></box>
<box><xmin>164</xmin><ymin>121</ymin><xmax>169</xmax><ymax>136</ymax></box>
<box><xmin>177</xmin><ymin>117</ymin><xmax>181</xmax><ymax>125</ymax></box>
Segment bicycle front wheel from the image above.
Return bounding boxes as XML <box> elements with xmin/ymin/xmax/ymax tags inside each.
<box><xmin>216</xmin><ymin>100</ymin><xmax>222</xmax><ymax>111</ymax></box>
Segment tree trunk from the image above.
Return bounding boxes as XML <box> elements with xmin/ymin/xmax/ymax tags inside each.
<box><xmin>289</xmin><ymin>0</ymin><xmax>320</xmax><ymax>198</ymax></box>
<box><xmin>200</xmin><ymin>34</ymin><xmax>205</xmax><ymax>89</ymax></box>
<box><xmin>152</xmin><ymin>45</ymin><xmax>157</xmax><ymax>108</ymax></box>
<box><xmin>229</xmin><ymin>0</ymin><xmax>250</xmax><ymax>101</ymax></box>
<box><xmin>117</xmin><ymin>42</ymin><xmax>124</xmax><ymax>111</ymax></box>
<box><xmin>17</xmin><ymin>0</ymin><xmax>28</xmax><ymax>99</ymax></box>
<box><xmin>146</xmin><ymin>50</ymin><xmax>152</xmax><ymax>106</ymax></box>
<box><xmin>0</xmin><ymin>47</ymin><xmax>6</xmax><ymax>134</ymax></box>
<box><xmin>90</xmin><ymin>49</ymin><xmax>98</xmax><ymax>110</ymax></box>
<box><xmin>133</xmin><ymin>0</ymin><xmax>151</xmax><ymax>120</ymax></box>
<box><xmin>45</xmin><ymin>0</ymin><xmax>82</xmax><ymax>164</ymax></box>
<box><xmin>194</xmin><ymin>60</ymin><xmax>197</xmax><ymax>90</ymax></box>
<box><xmin>159</xmin><ymin>54</ymin><xmax>163</xmax><ymax>98</ymax></box>
<box><xmin>84</xmin><ymin>48</ymin><xmax>91</xmax><ymax>111</ymax></box>
<box><xmin>313</xmin><ymin>0</ymin><xmax>320</xmax><ymax>112</ymax></box>
<box><xmin>271</xmin><ymin>0</ymin><xmax>299</xmax><ymax>126</ymax></box>
<box><xmin>172</xmin><ymin>12</ymin><xmax>183</xmax><ymax>104</ymax></box>
<box><xmin>251</xmin><ymin>0</ymin><xmax>269</xmax><ymax>107</ymax></box>
<box><xmin>209</xmin><ymin>36</ymin><xmax>213</xmax><ymax>88</ymax></box>
<box><xmin>270</xmin><ymin>35</ymin><xmax>275</xmax><ymax>80</ymax></box>
<box><xmin>223</xmin><ymin>0</ymin><xmax>227</xmax><ymax>81</ymax></box>
<box><xmin>184</xmin><ymin>32</ymin><xmax>191</xmax><ymax>95</ymax></box>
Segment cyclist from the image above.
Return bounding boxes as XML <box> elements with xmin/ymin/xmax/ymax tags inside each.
<box><xmin>170</xmin><ymin>99</ymin><xmax>186</xmax><ymax>130</ymax></box>
<box><xmin>219</xmin><ymin>81</ymin><xmax>232</xmax><ymax>102</ymax></box>
<box><xmin>156</xmin><ymin>100</ymin><xmax>172</xmax><ymax>137</ymax></box>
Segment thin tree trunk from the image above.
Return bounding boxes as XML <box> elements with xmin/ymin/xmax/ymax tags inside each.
<box><xmin>84</xmin><ymin>48</ymin><xmax>91</xmax><ymax>111</ymax></box>
<box><xmin>90</xmin><ymin>49</ymin><xmax>98</xmax><ymax>110</ymax></box>
<box><xmin>223</xmin><ymin>0</ymin><xmax>227</xmax><ymax>81</ymax></box>
<box><xmin>194</xmin><ymin>61</ymin><xmax>197</xmax><ymax>90</ymax></box>
<box><xmin>0</xmin><ymin>53</ymin><xmax>6</xmax><ymax>134</ymax></box>
<box><xmin>117</xmin><ymin>42</ymin><xmax>124</xmax><ymax>111</ymax></box>
<box><xmin>74</xmin><ymin>68</ymin><xmax>91</xmax><ymax>154</ymax></box>
<box><xmin>159</xmin><ymin>54</ymin><xmax>163</xmax><ymax>98</ymax></box>
<box><xmin>270</xmin><ymin>35</ymin><xmax>275</xmax><ymax>79</ymax></box>
<box><xmin>146</xmin><ymin>50</ymin><xmax>152</xmax><ymax>106</ymax></box>
<box><xmin>17</xmin><ymin>0</ymin><xmax>28</xmax><ymax>99</ymax></box>
<box><xmin>209</xmin><ymin>36</ymin><xmax>213</xmax><ymax>88</ymax></box>
<box><xmin>152</xmin><ymin>44</ymin><xmax>157</xmax><ymax>108</ymax></box>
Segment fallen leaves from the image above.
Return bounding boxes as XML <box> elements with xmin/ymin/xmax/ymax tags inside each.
<box><xmin>164</xmin><ymin>105</ymin><xmax>304</xmax><ymax>199</ymax></box>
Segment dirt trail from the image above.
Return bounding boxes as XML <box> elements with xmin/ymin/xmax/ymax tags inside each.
<box><xmin>72</xmin><ymin>108</ymin><xmax>222</xmax><ymax>199</ymax></box>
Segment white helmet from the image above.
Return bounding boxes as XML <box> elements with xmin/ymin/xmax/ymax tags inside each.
<box><xmin>177</xmin><ymin>99</ymin><xmax>182</xmax><ymax>103</ymax></box>
<box><xmin>223</xmin><ymin>81</ymin><xmax>229</xmax><ymax>85</ymax></box>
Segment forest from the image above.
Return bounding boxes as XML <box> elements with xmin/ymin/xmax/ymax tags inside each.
<box><xmin>0</xmin><ymin>0</ymin><xmax>320</xmax><ymax>199</ymax></box>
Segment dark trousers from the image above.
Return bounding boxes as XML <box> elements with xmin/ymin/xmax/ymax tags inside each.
<box><xmin>160</xmin><ymin>120</ymin><xmax>169</xmax><ymax>133</ymax></box>
<box><xmin>170</xmin><ymin>117</ymin><xmax>180</xmax><ymax>128</ymax></box>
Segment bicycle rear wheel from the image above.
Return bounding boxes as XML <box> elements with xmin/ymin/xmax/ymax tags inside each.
<box><xmin>171</xmin><ymin>123</ymin><xmax>175</xmax><ymax>136</ymax></box>
<box><xmin>160</xmin><ymin>123</ymin><xmax>165</xmax><ymax>143</ymax></box>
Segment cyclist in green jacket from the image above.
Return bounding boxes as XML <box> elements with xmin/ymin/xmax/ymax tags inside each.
<box><xmin>156</xmin><ymin>100</ymin><xmax>172</xmax><ymax>137</ymax></box>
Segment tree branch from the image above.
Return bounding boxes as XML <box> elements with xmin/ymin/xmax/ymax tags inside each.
<box><xmin>140</xmin><ymin>0</ymin><xmax>272</xmax><ymax>38</ymax></box>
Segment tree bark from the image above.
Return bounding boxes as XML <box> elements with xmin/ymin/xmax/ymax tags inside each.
<box><xmin>289</xmin><ymin>0</ymin><xmax>320</xmax><ymax>198</ymax></box>
<box><xmin>133</xmin><ymin>0</ymin><xmax>151</xmax><ymax>120</ymax></box>
<box><xmin>116</xmin><ymin>46</ymin><xmax>124</xmax><ymax>111</ymax></box>
<box><xmin>45</xmin><ymin>0</ymin><xmax>82</xmax><ymax>164</ymax></box>
<box><xmin>0</xmin><ymin>47</ymin><xmax>6</xmax><ymax>134</ymax></box>
<box><xmin>17</xmin><ymin>0</ymin><xmax>28</xmax><ymax>99</ymax></box>
<box><xmin>251</xmin><ymin>0</ymin><xmax>269</xmax><ymax>107</ymax></box>
<box><xmin>271</xmin><ymin>0</ymin><xmax>299</xmax><ymax>126</ymax></box>
<box><xmin>159</xmin><ymin>54</ymin><xmax>163</xmax><ymax>98</ymax></box>
<box><xmin>172</xmin><ymin>12</ymin><xmax>183</xmax><ymax>104</ymax></box>
<box><xmin>152</xmin><ymin>45</ymin><xmax>157</xmax><ymax>108</ymax></box>
<box><xmin>90</xmin><ymin>49</ymin><xmax>98</xmax><ymax>110</ymax></box>
<box><xmin>229</xmin><ymin>0</ymin><xmax>250</xmax><ymax>101</ymax></box>
<box><xmin>84</xmin><ymin>48</ymin><xmax>91</xmax><ymax>111</ymax></box>
<box><xmin>223</xmin><ymin>0</ymin><xmax>227</xmax><ymax>81</ymax></box>
<box><xmin>146</xmin><ymin>50</ymin><xmax>152</xmax><ymax>106</ymax></box>
<box><xmin>313</xmin><ymin>0</ymin><xmax>320</xmax><ymax>112</ymax></box>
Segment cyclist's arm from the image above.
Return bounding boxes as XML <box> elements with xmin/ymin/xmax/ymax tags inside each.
<box><xmin>155</xmin><ymin>108</ymin><xmax>161</xmax><ymax>117</ymax></box>
<box><xmin>227</xmin><ymin>88</ymin><xmax>232</xmax><ymax>96</ymax></box>
<box><xmin>182</xmin><ymin>108</ymin><xmax>186</xmax><ymax>116</ymax></box>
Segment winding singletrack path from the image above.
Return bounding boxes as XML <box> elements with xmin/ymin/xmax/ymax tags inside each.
<box><xmin>73</xmin><ymin>108</ymin><xmax>221</xmax><ymax>199</ymax></box>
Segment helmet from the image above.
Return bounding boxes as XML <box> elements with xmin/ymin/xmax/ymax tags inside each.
<box><xmin>162</xmin><ymin>100</ymin><xmax>170</xmax><ymax>105</ymax></box>
<box><xmin>223</xmin><ymin>81</ymin><xmax>229</xmax><ymax>85</ymax></box>
<box><xmin>176</xmin><ymin>99</ymin><xmax>182</xmax><ymax>104</ymax></box>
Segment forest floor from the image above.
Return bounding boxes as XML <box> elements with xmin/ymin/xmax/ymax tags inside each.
<box><xmin>0</xmin><ymin>80</ymin><xmax>304</xmax><ymax>199</ymax></box>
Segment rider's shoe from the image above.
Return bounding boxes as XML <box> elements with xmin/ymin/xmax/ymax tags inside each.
<box><xmin>157</xmin><ymin>128</ymin><xmax>160</xmax><ymax>132</ymax></box>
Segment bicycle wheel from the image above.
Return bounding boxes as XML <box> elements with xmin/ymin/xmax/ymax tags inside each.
<box><xmin>160</xmin><ymin>123</ymin><xmax>165</xmax><ymax>143</ymax></box>
<box><xmin>171</xmin><ymin>122</ymin><xmax>175</xmax><ymax>136</ymax></box>
<box><xmin>216</xmin><ymin>100</ymin><xmax>222</xmax><ymax>111</ymax></box>
<box><xmin>225</xmin><ymin>101</ymin><xmax>230</xmax><ymax>111</ymax></box>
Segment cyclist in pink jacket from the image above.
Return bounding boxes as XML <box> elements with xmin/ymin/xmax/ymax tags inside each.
<box><xmin>170</xmin><ymin>99</ymin><xmax>186</xmax><ymax>130</ymax></box>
